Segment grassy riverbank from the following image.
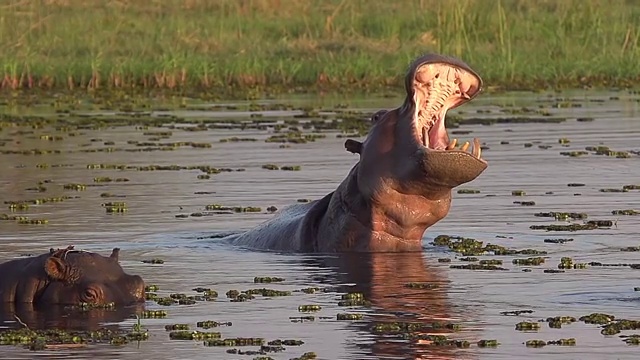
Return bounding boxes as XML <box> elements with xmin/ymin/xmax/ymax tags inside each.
<box><xmin>1</xmin><ymin>0</ymin><xmax>639</xmax><ymax>96</ymax></box>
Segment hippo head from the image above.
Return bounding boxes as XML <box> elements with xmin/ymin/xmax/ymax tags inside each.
<box><xmin>351</xmin><ymin>54</ymin><xmax>486</xmax><ymax>197</ymax></box>
<box><xmin>37</xmin><ymin>246</ymin><xmax>145</xmax><ymax>306</ymax></box>
<box><xmin>339</xmin><ymin>54</ymin><xmax>487</xmax><ymax>247</ymax></box>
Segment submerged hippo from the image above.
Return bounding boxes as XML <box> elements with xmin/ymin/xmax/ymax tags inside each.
<box><xmin>0</xmin><ymin>246</ymin><xmax>145</xmax><ymax>305</ymax></box>
<box><xmin>229</xmin><ymin>53</ymin><xmax>487</xmax><ymax>252</ymax></box>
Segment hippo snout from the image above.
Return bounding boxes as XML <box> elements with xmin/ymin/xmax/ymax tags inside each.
<box><xmin>126</xmin><ymin>275</ymin><xmax>146</xmax><ymax>303</ymax></box>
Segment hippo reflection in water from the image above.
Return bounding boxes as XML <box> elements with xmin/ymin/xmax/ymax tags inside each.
<box><xmin>228</xmin><ymin>53</ymin><xmax>487</xmax><ymax>252</ymax></box>
<box><xmin>311</xmin><ymin>251</ymin><xmax>479</xmax><ymax>359</ymax></box>
<box><xmin>0</xmin><ymin>302</ymin><xmax>145</xmax><ymax>331</ymax></box>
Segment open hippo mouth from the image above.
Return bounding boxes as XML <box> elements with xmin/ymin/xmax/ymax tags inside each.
<box><xmin>409</xmin><ymin>56</ymin><xmax>485</xmax><ymax>163</ymax></box>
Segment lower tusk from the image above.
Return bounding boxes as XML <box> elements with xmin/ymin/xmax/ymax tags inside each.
<box><xmin>460</xmin><ymin>141</ymin><xmax>470</xmax><ymax>152</ymax></box>
<box><xmin>447</xmin><ymin>138</ymin><xmax>457</xmax><ymax>150</ymax></box>
<box><xmin>472</xmin><ymin>138</ymin><xmax>481</xmax><ymax>158</ymax></box>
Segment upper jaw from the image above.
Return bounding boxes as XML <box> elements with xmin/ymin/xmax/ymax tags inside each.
<box><xmin>404</xmin><ymin>54</ymin><xmax>485</xmax><ymax>163</ymax></box>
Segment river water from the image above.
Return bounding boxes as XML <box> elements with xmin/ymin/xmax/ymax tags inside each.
<box><xmin>0</xmin><ymin>90</ymin><xmax>639</xmax><ymax>359</ymax></box>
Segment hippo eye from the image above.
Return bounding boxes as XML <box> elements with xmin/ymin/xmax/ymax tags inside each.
<box><xmin>81</xmin><ymin>287</ymin><xmax>99</xmax><ymax>302</ymax></box>
<box><xmin>371</xmin><ymin>110</ymin><xmax>388</xmax><ymax>123</ymax></box>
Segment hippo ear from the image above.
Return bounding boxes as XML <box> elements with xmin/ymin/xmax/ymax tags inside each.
<box><xmin>344</xmin><ymin>139</ymin><xmax>362</xmax><ymax>155</ymax></box>
<box><xmin>44</xmin><ymin>257</ymin><xmax>80</xmax><ymax>283</ymax></box>
<box><xmin>110</xmin><ymin>248</ymin><xmax>120</xmax><ymax>261</ymax></box>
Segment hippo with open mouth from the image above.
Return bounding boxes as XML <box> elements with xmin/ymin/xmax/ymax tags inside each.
<box><xmin>0</xmin><ymin>246</ymin><xmax>145</xmax><ymax>305</ymax></box>
<box><xmin>228</xmin><ymin>53</ymin><xmax>487</xmax><ymax>252</ymax></box>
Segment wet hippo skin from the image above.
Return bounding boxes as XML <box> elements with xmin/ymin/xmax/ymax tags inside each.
<box><xmin>228</xmin><ymin>54</ymin><xmax>487</xmax><ymax>253</ymax></box>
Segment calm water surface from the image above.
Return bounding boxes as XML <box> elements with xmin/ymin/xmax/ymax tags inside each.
<box><xmin>0</xmin><ymin>90</ymin><xmax>639</xmax><ymax>359</ymax></box>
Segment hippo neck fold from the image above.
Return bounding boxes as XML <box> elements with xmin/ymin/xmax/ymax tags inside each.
<box><xmin>313</xmin><ymin>164</ymin><xmax>452</xmax><ymax>252</ymax></box>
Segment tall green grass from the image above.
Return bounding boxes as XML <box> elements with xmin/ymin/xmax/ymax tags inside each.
<box><xmin>1</xmin><ymin>0</ymin><xmax>639</xmax><ymax>93</ymax></box>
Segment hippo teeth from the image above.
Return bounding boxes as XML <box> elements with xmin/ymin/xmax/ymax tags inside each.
<box><xmin>447</xmin><ymin>137</ymin><xmax>484</xmax><ymax>160</ymax></box>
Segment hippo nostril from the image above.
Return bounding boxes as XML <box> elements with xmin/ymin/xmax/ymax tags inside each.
<box><xmin>129</xmin><ymin>275</ymin><xmax>146</xmax><ymax>302</ymax></box>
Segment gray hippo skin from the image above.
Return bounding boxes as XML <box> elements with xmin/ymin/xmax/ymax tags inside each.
<box><xmin>229</xmin><ymin>53</ymin><xmax>487</xmax><ymax>253</ymax></box>
<box><xmin>0</xmin><ymin>246</ymin><xmax>145</xmax><ymax>305</ymax></box>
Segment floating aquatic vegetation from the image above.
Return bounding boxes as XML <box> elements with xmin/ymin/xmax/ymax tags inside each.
<box><xmin>534</xmin><ymin>212</ymin><xmax>588</xmax><ymax>220</ymax></box>
<box><xmin>141</xmin><ymin>258</ymin><xmax>164</xmax><ymax>264</ymax></box>
<box><xmin>165</xmin><ymin>324</ymin><xmax>189</xmax><ymax>331</ymax></box>
<box><xmin>156</xmin><ymin>297</ymin><xmax>177</xmax><ymax>306</ymax></box>
<box><xmin>244</xmin><ymin>288</ymin><xmax>292</xmax><ymax>297</ymax></box>
<box><xmin>558</xmin><ymin>257</ymin><xmax>587</xmax><ymax>269</ymax></box>
<box><xmin>261</xmin><ymin>164</ymin><xmax>301</xmax><ymax>171</ymax></box>
<box><xmin>621</xmin><ymin>335</ymin><xmax>640</xmax><ymax>345</ymax></box>
<box><xmin>18</xmin><ymin>218</ymin><xmax>49</xmax><ymax>225</ymax></box>
<box><xmin>600</xmin><ymin>320</ymin><xmax>640</xmax><ymax>336</ymax></box>
<box><xmin>459</xmin><ymin>257</ymin><xmax>479</xmax><ymax>262</ymax></box>
<box><xmin>529</xmin><ymin>222</ymin><xmax>609</xmax><ymax>231</ymax></box>
<box><xmin>203</xmin><ymin>337</ymin><xmax>265</xmax><ymax>347</ymax></box>
<box><xmin>197</xmin><ymin>321</ymin><xmax>232</xmax><ymax>329</ymax></box>
<box><xmin>512</xmin><ymin>190</ymin><xmax>526</xmax><ymax>196</ymax></box>
<box><xmin>544</xmin><ymin>238</ymin><xmax>574</xmax><ymax>244</ymax></box>
<box><xmin>289</xmin><ymin>316</ymin><xmax>315</xmax><ymax>323</ymax></box>
<box><xmin>516</xmin><ymin>321</ymin><xmax>541</xmax><ymax>331</ymax></box>
<box><xmin>254</xmin><ymin>276</ymin><xmax>284</xmax><ymax>283</ymax></box>
<box><xmin>525</xmin><ymin>340</ymin><xmax>546</xmax><ymax>347</ymax></box>
<box><xmin>205</xmin><ymin>204</ymin><xmax>262</xmax><ymax>213</ymax></box>
<box><xmin>371</xmin><ymin>321</ymin><xmax>461</xmax><ymax>335</ymax></box>
<box><xmin>219</xmin><ymin>137</ymin><xmax>258</xmax><ymax>143</ymax></box>
<box><xmin>450</xmin><ymin>264</ymin><xmax>507</xmax><ymax>270</ymax></box>
<box><xmin>458</xmin><ymin>188</ymin><xmax>481</xmax><ymax>194</ymax></box>
<box><xmin>8</xmin><ymin>203</ymin><xmax>29</xmax><ymax>211</ymax></box>
<box><xmin>169</xmin><ymin>331</ymin><xmax>221</xmax><ymax>340</ymax></box>
<box><xmin>0</xmin><ymin>324</ymin><xmax>148</xmax><ymax>351</ymax></box>
<box><xmin>514</xmin><ymin>201</ymin><xmax>536</xmax><ymax>206</ymax></box>
<box><xmin>281</xmin><ymin>165</ymin><xmax>301</xmax><ymax>171</ymax></box>
<box><xmin>299</xmin><ymin>287</ymin><xmax>321</xmax><ymax>294</ymax></box>
<box><xmin>265</xmin><ymin>132</ymin><xmax>325</xmax><ymax>144</ymax></box>
<box><xmin>579</xmin><ymin>313</ymin><xmax>615</xmax><ymax>325</ymax></box>
<box><xmin>547</xmin><ymin>338</ymin><xmax>576</xmax><ymax>346</ymax></box>
<box><xmin>63</xmin><ymin>183</ymin><xmax>87</xmax><ymax>191</ymax></box>
<box><xmin>338</xmin><ymin>293</ymin><xmax>370</xmax><ymax>307</ymax></box>
<box><xmin>612</xmin><ymin>209</ymin><xmax>639</xmax><ymax>215</ymax></box>
<box><xmin>140</xmin><ymin>310</ymin><xmax>167</xmax><ymax>318</ymax></box>
<box><xmin>71</xmin><ymin>302</ymin><xmax>116</xmax><ymax>311</ymax></box>
<box><xmin>600</xmin><ymin>188</ymin><xmax>629</xmax><ymax>193</ymax></box>
<box><xmin>621</xmin><ymin>247</ymin><xmax>640</xmax><ymax>252</ymax></box>
<box><xmin>479</xmin><ymin>259</ymin><xmax>503</xmax><ymax>266</ymax></box>
<box><xmin>513</xmin><ymin>257</ymin><xmax>545</xmax><ymax>266</ymax></box>
<box><xmin>298</xmin><ymin>305</ymin><xmax>322</xmax><ymax>312</ymax></box>
<box><xmin>546</xmin><ymin>316</ymin><xmax>577</xmax><ymax>329</ymax></box>
<box><xmin>432</xmin><ymin>235</ymin><xmax>546</xmax><ymax>257</ymax></box>
<box><xmin>103</xmin><ymin>201</ymin><xmax>128</xmax><ymax>213</ymax></box>
<box><xmin>337</xmin><ymin>313</ymin><xmax>364</xmax><ymax>321</ymax></box>
<box><xmin>145</xmin><ymin>285</ymin><xmax>159</xmax><ymax>292</ymax></box>
<box><xmin>477</xmin><ymin>339</ymin><xmax>500</xmax><ymax>347</ymax></box>
<box><xmin>192</xmin><ymin>288</ymin><xmax>218</xmax><ymax>298</ymax></box>
<box><xmin>560</xmin><ymin>151</ymin><xmax>590</xmax><ymax>157</ymax></box>
<box><xmin>500</xmin><ymin>310</ymin><xmax>534</xmax><ymax>316</ymax></box>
